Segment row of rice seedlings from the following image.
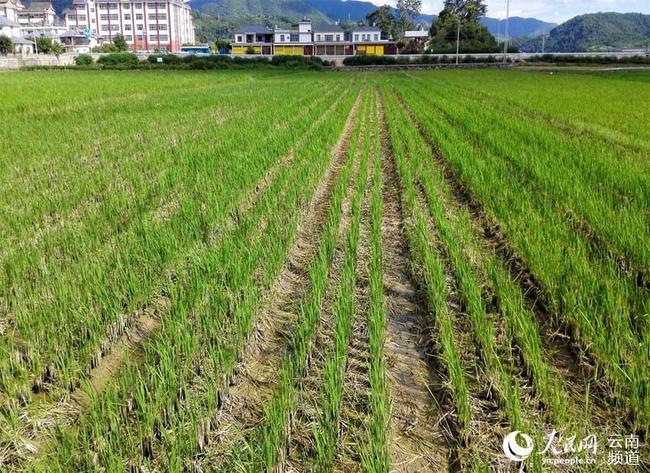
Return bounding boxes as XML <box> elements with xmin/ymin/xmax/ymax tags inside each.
<box><xmin>394</xmin><ymin>82</ymin><xmax>650</xmax><ymax>431</ymax></box>
<box><xmin>360</xmin><ymin>90</ymin><xmax>390</xmax><ymax>473</ymax></box>
<box><xmin>387</xmin><ymin>87</ymin><xmax>596</xmax><ymax>433</ymax></box>
<box><xmin>0</xmin><ymin>80</ymin><xmax>343</xmax><ymax>412</ymax></box>
<box><xmin>2</xmin><ymin>79</ymin><xmax>344</xmax><ymax>265</ymax></box>
<box><xmin>0</xmin><ymin>78</ymin><xmax>244</xmax><ymax>240</ymax></box>
<box><xmin>382</xmin><ymin>87</ymin><xmax>548</xmax><ymax>471</ymax></box>
<box><xmin>2</xmin><ymin>82</ymin><xmax>347</xmax><ymax>454</ymax></box>
<box><xmin>311</xmin><ymin>89</ymin><xmax>370</xmax><ymax>470</ymax></box>
<box><xmin>144</xmin><ymin>87</ymin><xmax>361</xmax><ymax>472</ymax></box>
<box><xmin>378</xmin><ymin>88</ymin><xmax>472</xmax><ymax>444</ymax></box>
<box><xmin>30</xmin><ymin>86</ymin><xmax>361</xmax><ymax>472</ymax></box>
<box><xmin>405</xmin><ymin>79</ymin><xmax>650</xmax><ymax>285</ymax></box>
<box><xmin>224</xmin><ymin>89</ymin><xmax>369</xmax><ymax>473</ymax></box>
<box><xmin>417</xmin><ymin>70</ymin><xmax>650</xmax><ymax>150</ymax></box>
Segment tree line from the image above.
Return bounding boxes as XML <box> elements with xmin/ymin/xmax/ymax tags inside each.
<box><xmin>365</xmin><ymin>0</ymin><xmax>503</xmax><ymax>53</ymax></box>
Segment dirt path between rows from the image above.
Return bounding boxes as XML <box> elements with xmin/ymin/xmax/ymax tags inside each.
<box><xmin>2</xmin><ymin>91</ymin><xmax>351</xmax><ymax>472</ymax></box>
<box><xmin>285</xmin><ymin>96</ymin><xmax>367</xmax><ymax>472</ymax></box>
<box><xmin>377</xmin><ymin>92</ymin><xmax>452</xmax><ymax>473</ymax></box>
<box><xmin>198</xmin><ymin>90</ymin><xmax>363</xmax><ymax>470</ymax></box>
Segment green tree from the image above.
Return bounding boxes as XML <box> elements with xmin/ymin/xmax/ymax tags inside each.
<box><xmin>35</xmin><ymin>36</ymin><xmax>53</xmax><ymax>54</ymax></box>
<box><xmin>396</xmin><ymin>0</ymin><xmax>421</xmax><ymax>36</ymax></box>
<box><xmin>428</xmin><ymin>0</ymin><xmax>498</xmax><ymax>53</ymax></box>
<box><xmin>214</xmin><ymin>39</ymin><xmax>230</xmax><ymax>52</ymax></box>
<box><xmin>112</xmin><ymin>33</ymin><xmax>128</xmax><ymax>52</ymax></box>
<box><xmin>442</xmin><ymin>0</ymin><xmax>487</xmax><ymax>22</ymax></box>
<box><xmin>0</xmin><ymin>35</ymin><xmax>13</xmax><ymax>55</ymax></box>
<box><xmin>366</xmin><ymin>5</ymin><xmax>397</xmax><ymax>39</ymax></box>
<box><xmin>51</xmin><ymin>41</ymin><xmax>63</xmax><ymax>58</ymax></box>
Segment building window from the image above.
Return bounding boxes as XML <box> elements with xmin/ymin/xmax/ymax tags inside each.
<box><xmin>136</xmin><ymin>13</ymin><xmax>142</xmax><ymax>19</ymax></box>
<box><xmin>324</xmin><ymin>34</ymin><xmax>333</xmax><ymax>41</ymax></box>
<box><xmin>354</xmin><ymin>34</ymin><xmax>359</xmax><ymax>41</ymax></box>
<box><xmin>124</xmin><ymin>34</ymin><xmax>132</xmax><ymax>40</ymax></box>
<box><xmin>290</xmin><ymin>33</ymin><xmax>298</xmax><ymax>42</ymax></box>
<box><xmin>336</xmin><ymin>34</ymin><xmax>341</xmax><ymax>41</ymax></box>
<box><xmin>374</xmin><ymin>34</ymin><xmax>379</xmax><ymax>41</ymax></box>
<box><xmin>159</xmin><ymin>34</ymin><xmax>167</xmax><ymax>41</ymax></box>
<box><xmin>124</xmin><ymin>13</ymin><xmax>130</xmax><ymax>19</ymax></box>
<box><xmin>236</xmin><ymin>35</ymin><xmax>242</xmax><ymax>42</ymax></box>
<box><xmin>135</xmin><ymin>3</ymin><xmax>142</xmax><ymax>8</ymax></box>
<box><xmin>124</xmin><ymin>24</ymin><xmax>131</xmax><ymax>30</ymax></box>
<box><xmin>148</xmin><ymin>13</ymin><xmax>165</xmax><ymax>20</ymax></box>
<box><xmin>109</xmin><ymin>3</ymin><xmax>117</xmax><ymax>8</ymax></box>
<box><xmin>137</xmin><ymin>24</ymin><xmax>143</xmax><ymax>30</ymax></box>
<box><xmin>123</xmin><ymin>3</ymin><xmax>130</xmax><ymax>8</ymax></box>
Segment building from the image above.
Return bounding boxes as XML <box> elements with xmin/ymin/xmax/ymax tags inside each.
<box><xmin>63</xmin><ymin>0</ymin><xmax>195</xmax><ymax>53</ymax></box>
<box><xmin>232</xmin><ymin>24</ymin><xmax>273</xmax><ymax>55</ymax></box>
<box><xmin>350</xmin><ymin>25</ymin><xmax>396</xmax><ymax>55</ymax></box>
<box><xmin>17</xmin><ymin>1</ymin><xmax>56</xmax><ymax>26</ymax></box>
<box><xmin>1</xmin><ymin>0</ymin><xmax>23</xmax><ymax>23</ymax></box>
<box><xmin>16</xmin><ymin>1</ymin><xmax>66</xmax><ymax>43</ymax></box>
<box><xmin>313</xmin><ymin>23</ymin><xmax>351</xmax><ymax>56</ymax></box>
<box><xmin>273</xmin><ymin>18</ymin><xmax>313</xmax><ymax>55</ymax></box>
<box><xmin>0</xmin><ymin>14</ymin><xmax>34</xmax><ymax>53</ymax></box>
<box><xmin>232</xmin><ymin>18</ymin><xmax>397</xmax><ymax>57</ymax></box>
<box><xmin>59</xmin><ymin>28</ymin><xmax>93</xmax><ymax>52</ymax></box>
<box><xmin>402</xmin><ymin>30</ymin><xmax>428</xmax><ymax>45</ymax></box>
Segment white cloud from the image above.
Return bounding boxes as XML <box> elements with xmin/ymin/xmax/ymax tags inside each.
<box><xmin>365</xmin><ymin>0</ymin><xmax>650</xmax><ymax>22</ymax></box>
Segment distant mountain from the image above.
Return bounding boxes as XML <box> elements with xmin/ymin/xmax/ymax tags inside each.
<box><xmin>480</xmin><ymin>16</ymin><xmax>556</xmax><ymax>40</ymax></box>
<box><xmin>187</xmin><ymin>0</ymin><xmax>556</xmax><ymax>41</ymax></box>
<box><xmin>520</xmin><ymin>12</ymin><xmax>650</xmax><ymax>52</ymax></box>
<box><xmin>305</xmin><ymin>0</ymin><xmax>434</xmax><ymax>24</ymax></box>
<box><xmin>187</xmin><ymin>0</ymin><xmax>434</xmax><ymax>25</ymax></box>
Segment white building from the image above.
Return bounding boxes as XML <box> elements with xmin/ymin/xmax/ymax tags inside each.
<box><xmin>0</xmin><ymin>0</ymin><xmax>23</xmax><ymax>22</ymax></box>
<box><xmin>272</xmin><ymin>18</ymin><xmax>312</xmax><ymax>55</ymax></box>
<box><xmin>64</xmin><ymin>0</ymin><xmax>195</xmax><ymax>53</ymax></box>
<box><xmin>17</xmin><ymin>1</ymin><xmax>56</xmax><ymax>26</ymax></box>
<box><xmin>233</xmin><ymin>19</ymin><xmax>397</xmax><ymax>57</ymax></box>
<box><xmin>313</xmin><ymin>23</ymin><xmax>348</xmax><ymax>56</ymax></box>
<box><xmin>0</xmin><ymin>14</ymin><xmax>34</xmax><ymax>53</ymax></box>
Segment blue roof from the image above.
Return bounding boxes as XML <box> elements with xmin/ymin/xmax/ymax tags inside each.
<box><xmin>0</xmin><ymin>15</ymin><xmax>20</xmax><ymax>27</ymax></box>
<box><xmin>351</xmin><ymin>26</ymin><xmax>381</xmax><ymax>32</ymax></box>
<box><xmin>234</xmin><ymin>24</ymin><xmax>272</xmax><ymax>35</ymax></box>
<box><xmin>313</xmin><ymin>23</ymin><xmax>343</xmax><ymax>33</ymax></box>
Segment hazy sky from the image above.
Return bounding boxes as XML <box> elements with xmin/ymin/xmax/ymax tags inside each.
<box><xmin>368</xmin><ymin>0</ymin><xmax>650</xmax><ymax>23</ymax></box>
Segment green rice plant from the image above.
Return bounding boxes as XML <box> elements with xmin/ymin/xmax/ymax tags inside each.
<box><xmin>312</xmin><ymin>89</ymin><xmax>371</xmax><ymax>471</ymax></box>
<box><xmin>378</xmin><ymin>87</ymin><xmax>473</xmax><ymax>441</ymax></box>
<box><xmin>359</xmin><ymin>89</ymin><xmax>390</xmax><ymax>473</ymax></box>
<box><xmin>235</xmin><ymin>95</ymin><xmax>364</xmax><ymax>472</ymax></box>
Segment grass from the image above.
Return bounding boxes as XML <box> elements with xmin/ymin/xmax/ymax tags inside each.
<box><xmin>0</xmin><ymin>69</ymin><xmax>648</xmax><ymax>472</ymax></box>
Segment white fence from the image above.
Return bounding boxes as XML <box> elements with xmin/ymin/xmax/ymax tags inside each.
<box><xmin>0</xmin><ymin>53</ymin><xmax>75</xmax><ymax>70</ymax></box>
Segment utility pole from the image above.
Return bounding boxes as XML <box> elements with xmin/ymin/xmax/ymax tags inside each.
<box><xmin>503</xmin><ymin>0</ymin><xmax>510</xmax><ymax>64</ymax></box>
<box><xmin>456</xmin><ymin>15</ymin><xmax>461</xmax><ymax>64</ymax></box>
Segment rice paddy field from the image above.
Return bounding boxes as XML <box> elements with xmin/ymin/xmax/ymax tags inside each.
<box><xmin>0</xmin><ymin>68</ymin><xmax>649</xmax><ymax>472</ymax></box>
